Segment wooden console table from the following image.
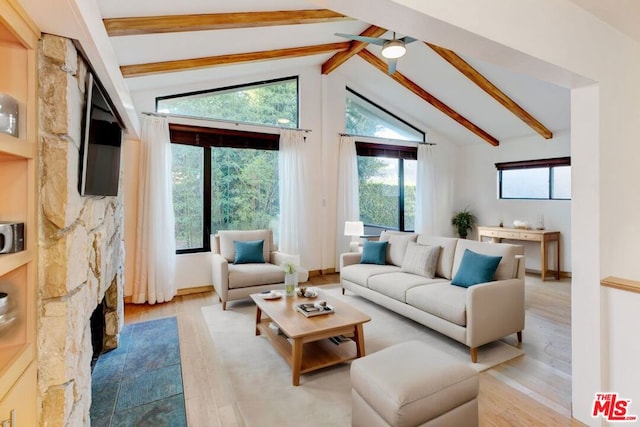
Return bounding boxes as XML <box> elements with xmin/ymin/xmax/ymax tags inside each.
<box><xmin>477</xmin><ymin>226</ymin><xmax>561</xmax><ymax>280</ymax></box>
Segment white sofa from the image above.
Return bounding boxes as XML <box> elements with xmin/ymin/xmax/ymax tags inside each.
<box><xmin>340</xmin><ymin>232</ymin><xmax>525</xmax><ymax>362</ymax></box>
<box><xmin>211</xmin><ymin>229</ymin><xmax>309</xmax><ymax>309</ymax></box>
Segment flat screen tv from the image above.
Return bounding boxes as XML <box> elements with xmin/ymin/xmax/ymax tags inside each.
<box><xmin>79</xmin><ymin>73</ymin><xmax>123</xmax><ymax>197</ymax></box>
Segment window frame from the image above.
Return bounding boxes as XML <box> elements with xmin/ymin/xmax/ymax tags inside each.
<box><xmin>356</xmin><ymin>142</ymin><xmax>418</xmax><ymax>233</ymax></box>
<box><xmin>496</xmin><ymin>156</ymin><xmax>571</xmax><ymax>200</ymax></box>
<box><xmin>169</xmin><ymin>124</ymin><xmax>279</xmax><ymax>254</ymax></box>
<box><xmin>156</xmin><ymin>76</ymin><xmax>300</xmax><ymax>128</ymax></box>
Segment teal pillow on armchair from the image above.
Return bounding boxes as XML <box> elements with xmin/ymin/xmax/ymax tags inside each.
<box><xmin>360</xmin><ymin>241</ymin><xmax>388</xmax><ymax>265</ymax></box>
<box><xmin>451</xmin><ymin>249</ymin><xmax>502</xmax><ymax>287</ymax></box>
<box><xmin>233</xmin><ymin>240</ymin><xmax>265</xmax><ymax>264</ymax></box>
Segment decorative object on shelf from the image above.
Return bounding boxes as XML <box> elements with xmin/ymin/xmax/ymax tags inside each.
<box><xmin>282</xmin><ymin>261</ymin><xmax>298</xmax><ymax>297</ymax></box>
<box><xmin>0</xmin><ymin>292</ymin><xmax>8</xmax><ymax>316</ymax></box>
<box><xmin>536</xmin><ymin>214</ymin><xmax>545</xmax><ymax>230</ymax></box>
<box><xmin>0</xmin><ymin>93</ymin><xmax>19</xmax><ymax>137</ymax></box>
<box><xmin>498</xmin><ymin>216</ymin><xmax>504</xmax><ymax>228</ymax></box>
<box><xmin>451</xmin><ymin>208</ymin><xmax>477</xmax><ymax>239</ymax></box>
<box><xmin>513</xmin><ymin>220</ymin><xmax>530</xmax><ymax>230</ymax></box>
<box><xmin>0</xmin><ymin>222</ymin><xmax>25</xmax><ymax>253</ymax></box>
<box><xmin>344</xmin><ymin>220</ymin><xmax>364</xmax><ymax>252</ymax></box>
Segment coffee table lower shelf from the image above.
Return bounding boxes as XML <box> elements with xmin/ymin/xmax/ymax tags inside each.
<box><xmin>256</xmin><ymin>318</ymin><xmax>361</xmax><ymax>385</ymax></box>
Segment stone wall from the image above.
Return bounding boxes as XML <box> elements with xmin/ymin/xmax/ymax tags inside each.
<box><xmin>37</xmin><ymin>34</ymin><xmax>124</xmax><ymax>426</ymax></box>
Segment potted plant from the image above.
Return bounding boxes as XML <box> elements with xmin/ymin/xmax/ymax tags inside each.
<box><xmin>451</xmin><ymin>208</ymin><xmax>477</xmax><ymax>239</ymax></box>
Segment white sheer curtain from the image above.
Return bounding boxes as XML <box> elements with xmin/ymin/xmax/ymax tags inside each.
<box><xmin>278</xmin><ymin>129</ymin><xmax>305</xmax><ymax>256</ymax></box>
<box><xmin>336</xmin><ymin>135</ymin><xmax>360</xmax><ymax>267</ymax></box>
<box><xmin>132</xmin><ymin>116</ymin><xmax>177</xmax><ymax>304</ymax></box>
<box><xmin>415</xmin><ymin>144</ymin><xmax>437</xmax><ymax>235</ymax></box>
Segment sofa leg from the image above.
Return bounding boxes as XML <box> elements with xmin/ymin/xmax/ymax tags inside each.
<box><xmin>222</xmin><ymin>301</ymin><xmax>227</xmax><ymax>310</ymax></box>
<box><xmin>517</xmin><ymin>331</ymin><xmax>522</xmax><ymax>343</ymax></box>
<box><xmin>342</xmin><ymin>287</ymin><xmax>345</xmax><ymax>295</ymax></box>
<box><xmin>470</xmin><ymin>347</ymin><xmax>478</xmax><ymax>363</ymax></box>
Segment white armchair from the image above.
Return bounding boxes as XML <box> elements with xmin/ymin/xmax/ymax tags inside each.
<box><xmin>211</xmin><ymin>229</ymin><xmax>309</xmax><ymax>309</ymax></box>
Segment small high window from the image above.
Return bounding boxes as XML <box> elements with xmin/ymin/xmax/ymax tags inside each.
<box><xmin>496</xmin><ymin>157</ymin><xmax>571</xmax><ymax>200</ymax></box>
<box><xmin>157</xmin><ymin>77</ymin><xmax>298</xmax><ymax>128</ymax></box>
<box><xmin>345</xmin><ymin>88</ymin><xmax>424</xmax><ymax>142</ymax></box>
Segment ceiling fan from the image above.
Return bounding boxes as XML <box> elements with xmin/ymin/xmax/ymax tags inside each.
<box><xmin>335</xmin><ymin>31</ymin><xmax>418</xmax><ymax>74</ymax></box>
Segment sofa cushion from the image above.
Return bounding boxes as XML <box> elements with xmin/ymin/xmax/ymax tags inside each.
<box><xmin>341</xmin><ymin>264</ymin><xmax>402</xmax><ymax>288</ymax></box>
<box><xmin>218</xmin><ymin>230</ymin><xmax>272</xmax><ymax>263</ymax></box>
<box><xmin>452</xmin><ymin>239</ymin><xmax>517</xmax><ymax>281</ymax></box>
<box><xmin>369</xmin><ymin>272</ymin><xmax>447</xmax><ymax>302</ymax></box>
<box><xmin>451</xmin><ymin>249</ymin><xmax>502</xmax><ymax>288</ymax></box>
<box><xmin>379</xmin><ymin>231</ymin><xmax>418</xmax><ymax>266</ymax></box>
<box><xmin>233</xmin><ymin>240</ymin><xmax>265</xmax><ymax>264</ymax></box>
<box><xmin>361</xmin><ymin>241</ymin><xmax>388</xmax><ymax>265</ymax></box>
<box><xmin>228</xmin><ymin>263</ymin><xmax>284</xmax><ymax>289</ymax></box>
<box><xmin>406</xmin><ymin>282</ymin><xmax>468</xmax><ymax>326</ymax></box>
<box><xmin>401</xmin><ymin>242</ymin><xmax>440</xmax><ymax>278</ymax></box>
<box><xmin>416</xmin><ymin>236</ymin><xmax>459</xmax><ymax>279</ymax></box>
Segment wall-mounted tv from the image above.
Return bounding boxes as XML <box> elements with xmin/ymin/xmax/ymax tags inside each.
<box><xmin>78</xmin><ymin>73</ymin><xmax>123</xmax><ymax>197</ymax></box>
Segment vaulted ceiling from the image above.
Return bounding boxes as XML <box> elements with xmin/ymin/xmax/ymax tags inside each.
<box><xmin>23</xmin><ymin>0</ymin><xmax>575</xmax><ymax>145</ymax></box>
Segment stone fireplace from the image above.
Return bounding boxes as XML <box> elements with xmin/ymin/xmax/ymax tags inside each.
<box><xmin>37</xmin><ymin>34</ymin><xmax>125</xmax><ymax>426</ymax></box>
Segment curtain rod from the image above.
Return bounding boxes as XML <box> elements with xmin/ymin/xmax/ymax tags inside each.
<box><xmin>339</xmin><ymin>133</ymin><xmax>436</xmax><ymax>146</ymax></box>
<box><xmin>142</xmin><ymin>112</ymin><xmax>312</xmax><ymax>133</ymax></box>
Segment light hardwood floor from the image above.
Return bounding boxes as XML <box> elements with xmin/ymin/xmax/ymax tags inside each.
<box><xmin>124</xmin><ymin>273</ymin><xmax>585</xmax><ymax>426</ymax></box>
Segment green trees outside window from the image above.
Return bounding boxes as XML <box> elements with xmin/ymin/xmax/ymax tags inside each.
<box><xmin>158</xmin><ymin>77</ymin><xmax>298</xmax><ymax>128</ymax></box>
<box><xmin>165</xmin><ymin>77</ymin><xmax>296</xmax><ymax>252</ymax></box>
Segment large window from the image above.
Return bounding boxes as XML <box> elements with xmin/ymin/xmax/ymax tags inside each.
<box><xmin>357</xmin><ymin>143</ymin><xmax>417</xmax><ymax>234</ymax></box>
<box><xmin>346</xmin><ymin>89</ymin><xmax>423</xmax><ymax>234</ymax></box>
<box><xmin>157</xmin><ymin>77</ymin><xmax>298</xmax><ymax>128</ymax></box>
<box><xmin>497</xmin><ymin>157</ymin><xmax>571</xmax><ymax>200</ymax></box>
<box><xmin>169</xmin><ymin>124</ymin><xmax>279</xmax><ymax>253</ymax></box>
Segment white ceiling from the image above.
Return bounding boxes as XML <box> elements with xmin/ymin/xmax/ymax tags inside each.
<box><xmin>17</xmin><ymin>0</ymin><xmax>602</xmax><ymax>145</ymax></box>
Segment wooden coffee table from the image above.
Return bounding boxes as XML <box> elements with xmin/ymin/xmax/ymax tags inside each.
<box><xmin>250</xmin><ymin>291</ymin><xmax>371</xmax><ymax>386</ymax></box>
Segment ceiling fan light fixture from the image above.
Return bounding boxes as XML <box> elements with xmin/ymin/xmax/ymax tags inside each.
<box><xmin>381</xmin><ymin>40</ymin><xmax>406</xmax><ymax>59</ymax></box>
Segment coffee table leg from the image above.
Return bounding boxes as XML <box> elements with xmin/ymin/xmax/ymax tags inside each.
<box><xmin>292</xmin><ymin>337</ymin><xmax>303</xmax><ymax>386</ymax></box>
<box><xmin>255</xmin><ymin>306</ymin><xmax>262</xmax><ymax>336</ymax></box>
<box><xmin>353</xmin><ymin>324</ymin><xmax>365</xmax><ymax>357</ymax></box>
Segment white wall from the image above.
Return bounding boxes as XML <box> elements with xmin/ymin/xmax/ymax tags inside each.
<box><xmin>457</xmin><ymin>131</ymin><xmax>571</xmax><ymax>273</ymax></box>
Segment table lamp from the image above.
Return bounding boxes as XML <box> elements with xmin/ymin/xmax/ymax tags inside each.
<box><xmin>344</xmin><ymin>221</ymin><xmax>364</xmax><ymax>252</ymax></box>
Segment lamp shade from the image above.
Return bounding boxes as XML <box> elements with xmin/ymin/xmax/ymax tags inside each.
<box><xmin>344</xmin><ymin>221</ymin><xmax>364</xmax><ymax>237</ymax></box>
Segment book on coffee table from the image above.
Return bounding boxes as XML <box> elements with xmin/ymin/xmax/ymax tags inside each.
<box><xmin>296</xmin><ymin>302</ymin><xmax>334</xmax><ymax>317</ymax></box>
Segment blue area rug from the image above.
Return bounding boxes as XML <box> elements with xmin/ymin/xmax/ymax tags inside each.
<box><xmin>90</xmin><ymin>317</ymin><xmax>186</xmax><ymax>426</ymax></box>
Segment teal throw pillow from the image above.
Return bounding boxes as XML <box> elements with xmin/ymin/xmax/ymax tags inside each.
<box><xmin>360</xmin><ymin>241</ymin><xmax>388</xmax><ymax>265</ymax></box>
<box><xmin>233</xmin><ymin>240</ymin><xmax>265</xmax><ymax>264</ymax></box>
<box><xmin>451</xmin><ymin>249</ymin><xmax>502</xmax><ymax>288</ymax></box>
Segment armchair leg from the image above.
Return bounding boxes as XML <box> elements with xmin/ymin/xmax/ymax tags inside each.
<box><xmin>222</xmin><ymin>301</ymin><xmax>227</xmax><ymax>310</ymax></box>
<box><xmin>342</xmin><ymin>288</ymin><xmax>345</xmax><ymax>295</ymax></box>
<box><xmin>517</xmin><ymin>331</ymin><xmax>523</xmax><ymax>342</ymax></box>
<box><xmin>218</xmin><ymin>296</ymin><xmax>222</xmax><ymax>303</ymax></box>
<box><xmin>470</xmin><ymin>347</ymin><xmax>478</xmax><ymax>363</ymax></box>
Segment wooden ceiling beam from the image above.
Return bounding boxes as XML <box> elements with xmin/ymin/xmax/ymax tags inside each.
<box><xmin>357</xmin><ymin>49</ymin><xmax>499</xmax><ymax>146</ymax></box>
<box><xmin>321</xmin><ymin>25</ymin><xmax>387</xmax><ymax>75</ymax></box>
<box><xmin>426</xmin><ymin>42</ymin><xmax>553</xmax><ymax>140</ymax></box>
<box><xmin>121</xmin><ymin>42</ymin><xmax>351</xmax><ymax>77</ymax></box>
<box><xmin>104</xmin><ymin>9</ymin><xmax>352</xmax><ymax>37</ymax></box>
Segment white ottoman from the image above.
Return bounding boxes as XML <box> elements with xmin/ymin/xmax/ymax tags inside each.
<box><xmin>351</xmin><ymin>340</ymin><xmax>479</xmax><ymax>427</ymax></box>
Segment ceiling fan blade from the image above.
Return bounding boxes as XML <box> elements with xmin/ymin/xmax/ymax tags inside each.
<box><xmin>334</xmin><ymin>33</ymin><xmax>387</xmax><ymax>46</ymax></box>
<box><xmin>399</xmin><ymin>36</ymin><xmax>418</xmax><ymax>44</ymax></box>
<box><xmin>387</xmin><ymin>58</ymin><xmax>398</xmax><ymax>74</ymax></box>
